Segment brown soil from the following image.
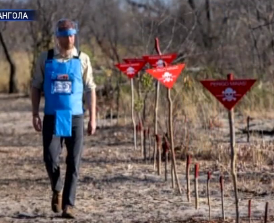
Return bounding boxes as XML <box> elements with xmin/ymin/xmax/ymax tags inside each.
<box><xmin>0</xmin><ymin>94</ymin><xmax>273</xmax><ymax>223</ymax></box>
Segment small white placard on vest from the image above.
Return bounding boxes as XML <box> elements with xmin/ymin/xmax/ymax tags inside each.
<box><xmin>52</xmin><ymin>81</ymin><xmax>72</xmax><ymax>94</ymax></box>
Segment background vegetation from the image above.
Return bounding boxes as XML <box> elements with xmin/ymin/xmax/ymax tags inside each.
<box><xmin>1</xmin><ymin>0</ymin><xmax>274</xmax><ymax>132</ymax></box>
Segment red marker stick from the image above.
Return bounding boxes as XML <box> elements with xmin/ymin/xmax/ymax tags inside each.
<box><xmin>143</xmin><ymin>129</ymin><xmax>147</xmax><ymax>162</ymax></box>
<box><xmin>152</xmin><ymin>38</ymin><xmax>182</xmax><ymax>194</ymax></box>
<box><xmin>248</xmin><ymin>199</ymin><xmax>251</xmax><ymax>223</ymax></box>
<box><xmin>147</xmin><ymin>127</ymin><xmax>152</xmax><ymax>159</ymax></box>
<box><xmin>186</xmin><ymin>154</ymin><xmax>191</xmax><ymax>202</ymax></box>
<box><xmin>163</xmin><ymin>138</ymin><xmax>169</xmax><ymax>182</ymax></box>
<box><xmin>264</xmin><ymin>202</ymin><xmax>268</xmax><ymax>223</ymax></box>
<box><xmin>200</xmin><ymin>72</ymin><xmax>256</xmax><ymax>223</ymax></box>
<box><xmin>195</xmin><ymin>163</ymin><xmax>199</xmax><ymax>178</ymax></box>
<box><xmin>155</xmin><ymin>134</ymin><xmax>161</xmax><ymax>175</ymax></box>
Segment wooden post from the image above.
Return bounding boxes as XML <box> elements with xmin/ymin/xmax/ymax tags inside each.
<box><xmin>186</xmin><ymin>154</ymin><xmax>191</xmax><ymax>202</ymax></box>
<box><xmin>147</xmin><ymin>38</ymin><xmax>183</xmax><ymax>194</ymax></box>
<box><xmin>220</xmin><ymin>175</ymin><xmax>225</xmax><ymax>220</ymax></box>
<box><xmin>153</xmin><ymin>136</ymin><xmax>157</xmax><ymax>169</ymax></box>
<box><xmin>264</xmin><ymin>202</ymin><xmax>268</xmax><ymax>223</ymax></box>
<box><xmin>247</xmin><ymin>116</ymin><xmax>250</xmax><ymax>143</ymax></box>
<box><xmin>165</xmin><ymin>150</ymin><xmax>168</xmax><ymax>181</ymax></box>
<box><xmin>248</xmin><ymin>199</ymin><xmax>251</xmax><ymax>223</ymax></box>
<box><xmin>163</xmin><ymin>136</ymin><xmax>169</xmax><ymax>182</ymax></box>
<box><xmin>153</xmin><ymin>37</ymin><xmax>161</xmax><ymax>171</ymax></box>
<box><xmin>131</xmin><ymin>78</ymin><xmax>137</xmax><ymax>150</ymax></box>
<box><xmin>194</xmin><ymin>163</ymin><xmax>199</xmax><ymax>209</ymax></box>
<box><xmin>110</xmin><ymin>107</ymin><xmax>113</xmax><ymax>125</ymax></box>
<box><xmin>153</xmin><ymin>81</ymin><xmax>160</xmax><ymax>170</ymax></box>
<box><xmin>155</xmin><ymin>38</ymin><xmax>181</xmax><ymax>194</ymax></box>
<box><xmin>138</xmin><ymin>119</ymin><xmax>144</xmax><ymax>155</ymax></box>
<box><xmin>155</xmin><ymin>134</ymin><xmax>161</xmax><ymax>175</ymax></box>
<box><xmin>148</xmin><ymin>127</ymin><xmax>151</xmax><ymax>160</ymax></box>
<box><xmin>228</xmin><ymin>73</ymin><xmax>239</xmax><ymax>223</ymax></box>
<box><xmin>171</xmin><ymin>161</ymin><xmax>175</xmax><ymax>188</ymax></box>
<box><xmin>143</xmin><ymin>129</ymin><xmax>147</xmax><ymax>162</ymax></box>
<box><xmin>207</xmin><ymin>172</ymin><xmax>211</xmax><ymax>220</ymax></box>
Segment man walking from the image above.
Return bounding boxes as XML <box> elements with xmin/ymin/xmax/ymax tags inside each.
<box><xmin>31</xmin><ymin>18</ymin><xmax>96</xmax><ymax>218</ymax></box>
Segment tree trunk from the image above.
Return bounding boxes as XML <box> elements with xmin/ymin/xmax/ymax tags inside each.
<box><xmin>205</xmin><ymin>0</ymin><xmax>213</xmax><ymax>48</ymax></box>
<box><xmin>0</xmin><ymin>32</ymin><xmax>17</xmax><ymax>93</ymax></box>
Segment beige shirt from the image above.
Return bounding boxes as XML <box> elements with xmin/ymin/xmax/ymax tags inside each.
<box><xmin>31</xmin><ymin>47</ymin><xmax>96</xmax><ymax>92</ymax></box>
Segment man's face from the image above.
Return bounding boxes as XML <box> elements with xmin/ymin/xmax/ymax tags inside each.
<box><xmin>57</xmin><ymin>35</ymin><xmax>75</xmax><ymax>50</ymax></box>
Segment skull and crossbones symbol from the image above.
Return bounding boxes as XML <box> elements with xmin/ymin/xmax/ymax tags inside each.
<box><xmin>222</xmin><ymin>87</ymin><xmax>237</xmax><ymax>101</ymax></box>
<box><xmin>156</xmin><ymin>59</ymin><xmax>164</xmax><ymax>68</ymax></box>
<box><xmin>126</xmin><ymin>67</ymin><xmax>135</xmax><ymax>75</ymax></box>
<box><xmin>160</xmin><ymin>71</ymin><xmax>173</xmax><ymax>83</ymax></box>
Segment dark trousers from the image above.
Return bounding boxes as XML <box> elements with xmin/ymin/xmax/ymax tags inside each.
<box><xmin>42</xmin><ymin>114</ymin><xmax>84</xmax><ymax>209</ymax></box>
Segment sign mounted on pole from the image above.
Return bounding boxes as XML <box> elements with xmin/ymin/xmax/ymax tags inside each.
<box><xmin>200</xmin><ymin>74</ymin><xmax>256</xmax><ymax>110</ymax></box>
<box><xmin>143</xmin><ymin>53</ymin><xmax>177</xmax><ymax>68</ymax></box>
<box><xmin>146</xmin><ymin>64</ymin><xmax>185</xmax><ymax>89</ymax></box>
<box><xmin>115</xmin><ymin>62</ymin><xmax>146</xmax><ymax>79</ymax></box>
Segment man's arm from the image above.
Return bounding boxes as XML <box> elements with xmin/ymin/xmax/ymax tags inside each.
<box><xmin>31</xmin><ymin>87</ymin><xmax>41</xmax><ymax>116</ymax></box>
<box><xmin>84</xmin><ymin>89</ymin><xmax>96</xmax><ymax>122</ymax></box>
<box><xmin>31</xmin><ymin>53</ymin><xmax>45</xmax><ymax>116</ymax></box>
<box><xmin>82</xmin><ymin>53</ymin><xmax>97</xmax><ymax>122</ymax></box>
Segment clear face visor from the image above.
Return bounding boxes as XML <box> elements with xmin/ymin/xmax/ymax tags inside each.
<box><xmin>54</xmin><ymin>19</ymin><xmax>80</xmax><ymax>51</ymax></box>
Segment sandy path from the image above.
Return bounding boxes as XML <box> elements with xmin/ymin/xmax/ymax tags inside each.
<box><xmin>0</xmin><ymin>94</ymin><xmax>273</xmax><ymax>223</ymax></box>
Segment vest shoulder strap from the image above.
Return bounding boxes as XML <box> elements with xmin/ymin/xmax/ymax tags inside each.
<box><xmin>73</xmin><ymin>51</ymin><xmax>81</xmax><ymax>59</ymax></box>
<box><xmin>46</xmin><ymin>49</ymin><xmax>81</xmax><ymax>60</ymax></box>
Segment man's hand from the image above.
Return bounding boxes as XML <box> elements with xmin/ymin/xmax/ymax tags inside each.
<box><xmin>85</xmin><ymin>88</ymin><xmax>96</xmax><ymax>136</ymax></box>
<box><xmin>31</xmin><ymin>87</ymin><xmax>42</xmax><ymax>132</ymax></box>
<box><xmin>32</xmin><ymin>115</ymin><xmax>42</xmax><ymax>132</ymax></box>
<box><xmin>87</xmin><ymin>119</ymin><xmax>96</xmax><ymax>135</ymax></box>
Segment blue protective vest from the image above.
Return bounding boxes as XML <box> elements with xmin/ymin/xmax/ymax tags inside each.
<box><xmin>43</xmin><ymin>49</ymin><xmax>84</xmax><ymax>136</ymax></box>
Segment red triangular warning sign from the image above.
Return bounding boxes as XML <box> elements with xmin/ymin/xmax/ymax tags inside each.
<box><xmin>143</xmin><ymin>53</ymin><xmax>177</xmax><ymax>68</ymax></box>
<box><xmin>200</xmin><ymin>79</ymin><xmax>257</xmax><ymax>110</ymax></box>
<box><xmin>146</xmin><ymin>64</ymin><xmax>185</xmax><ymax>88</ymax></box>
<box><xmin>123</xmin><ymin>58</ymin><xmax>146</xmax><ymax>64</ymax></box>
<box><xmin>115</xmin><ymin>62</ymin><xmax>145</xmax><ymax>79</ymax></box>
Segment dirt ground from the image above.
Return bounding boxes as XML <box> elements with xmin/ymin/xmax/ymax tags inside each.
<box><xmin>0</xmin><ymin>94</ymin><xmax>274</xmax><ymax>223</ymax></box>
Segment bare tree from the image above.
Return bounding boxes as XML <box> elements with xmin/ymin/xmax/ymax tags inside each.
<box><xmin>26</xmin><ymin>0</ymin><xmax>58</xmax><ymax>81</ymax></box>
<box><xmin>0</xmin><ymin>0</ymin><xmax>18</xmax><ymax>93</ymax></box>
<box><xmin>1</xmin><ymin>0</ymin><xmax>274</xmax><ymax>98</ymax></box>
<box><xmin>82</xmin><ymin>0</ymin><xmax>133</xmax><ymax>122</ymax></box>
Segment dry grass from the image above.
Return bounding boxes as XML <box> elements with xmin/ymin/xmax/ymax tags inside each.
<box><xmin>0</xmin><ymin>51</ymin><xmax>32</xmax><ymax>93</ymax></box>
<box><xmin>1</xmin><ymin>50</ymin><xmax>274</xmax><ymax>162</ymax></box>
<box><xmin>0</xmin><ymin>95</ymin><xmax>273</xmax><ymax>222</ymax></box>
<box><xmin>1</xmin><ymin>50</ymin><xmax>273</xmax><ymax>121</ymax></box>
<box><xmin>117</xmin><ymin>70</ymin><xmax>274</xmax><ymax>138</ymax></box>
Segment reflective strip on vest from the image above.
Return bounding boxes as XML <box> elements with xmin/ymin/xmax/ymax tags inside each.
<box><xmin>43</xmin><ymin>58</ymin><xmax>84</xmax><ymax>115</ymax></box>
